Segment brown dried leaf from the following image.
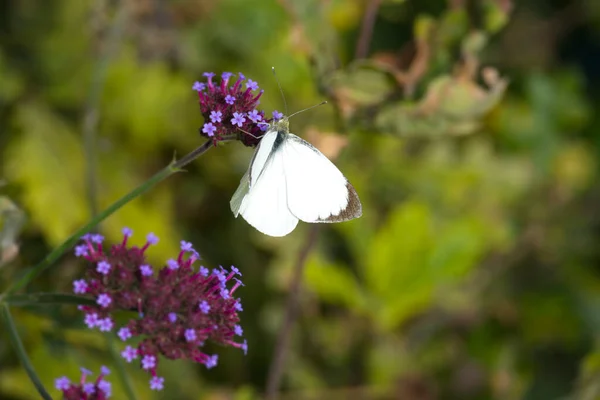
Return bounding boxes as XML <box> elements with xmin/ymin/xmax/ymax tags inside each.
<box><xmin>305</xmin><ymin>127</ymin><xmax>349</xmax><ymax>161</ymax></box>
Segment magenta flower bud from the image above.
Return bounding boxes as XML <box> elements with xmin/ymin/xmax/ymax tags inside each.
<box><xmin>73</xmin><ymin>228</ymin><xmax>246</xmax><ymax>391</ymax></box>
<box><xmin>195</xmin><ymin>72</ymin><xmax>268</xmax><ymax>146</ymax></box>
<box><xmin>55</xmin><ymin>367</ymin><xmax>112</xmax><ymax>400</ymax></box>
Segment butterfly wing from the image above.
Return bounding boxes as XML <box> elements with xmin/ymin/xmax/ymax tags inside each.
<box><xmin>230</xmin><ymin>169</ymin><xmax>249</xmax><ymax>218</ymax></box>
<box><xmin>282</xmin><ymin>134</ymin><xmax>362</xmax><ymax>223</ymax></box>
<box><xmin>230</xmin><ymin>130</ymin><xmax>299</xmax><ymax>237</ymax></box>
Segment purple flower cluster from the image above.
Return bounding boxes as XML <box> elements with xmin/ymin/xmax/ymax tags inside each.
<box><xmin>73</xmin><ymin>229</ymin><xmax>247</xmax><ymax>391</ymax></box>
<box><xmin>193</xmin><ymin>72</ymin><xmax>268</xmax><ymax>146</ymax></box>
<box><xmin>55</xmin><ymin>366</ymin><xmax>112</xmax><ymax>399</ymax></box>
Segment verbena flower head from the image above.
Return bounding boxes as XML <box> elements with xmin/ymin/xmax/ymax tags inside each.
<box><xmin>55</xmin><ymin>366</ymin><xmax>112</xmax><ymax>399</ymax></box>
<box><xmin>193</xmin><ymin>72</ymin><xmax>268</xmax><ymax>146</ymax></box>
<box><xmin>74</xmin><ymin>229</ymin><xmax>246</xmax><ymax>391</ymax></box>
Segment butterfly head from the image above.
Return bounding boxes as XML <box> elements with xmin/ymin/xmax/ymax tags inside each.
<box><xmin>271</xmin><ymin>116</ymin><xmax>290</xmax><ymax>134</ymax></box>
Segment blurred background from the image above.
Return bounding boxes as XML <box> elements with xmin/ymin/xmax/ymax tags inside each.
<box><xmin>1</xmin><ymin>0</ymin><xmax>600</xmax><ymax>399</ymax></box>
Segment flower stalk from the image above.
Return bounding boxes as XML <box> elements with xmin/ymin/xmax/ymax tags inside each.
<box><xmin>0</xmin><ymin>139</ymin><xmax>226</xmax><ymax>300</ymax></box>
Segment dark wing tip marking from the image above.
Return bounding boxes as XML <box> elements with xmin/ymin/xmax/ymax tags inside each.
<box><xmin>317</xmin><ymin>181</ymin><xmax>362</xmax><ymax>223</ymax></box>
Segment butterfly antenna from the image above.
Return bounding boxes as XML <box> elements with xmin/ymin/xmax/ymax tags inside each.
<box><xmin>272</xmin><ymin>67</ymin><xmax>288</xmax><ymax>116</ymax></box>
<box><xmin>287</xmin><ymin>101</ymin><xmax>328</xmax><ymax>119</ymax></box>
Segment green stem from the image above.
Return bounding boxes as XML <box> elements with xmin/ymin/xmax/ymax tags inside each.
<box><xmin>1</xmin><ymin>304</ymin><xmax>52</xmax><ymax>400</ymax></box>
<box><xmin>1</xmin><ymin>139</ymin><xmax>221</xmax><ymax>300</ymax></box>
<box><xmin>4</xmin><ymin>293</ymin><xmax>96</xmax><ymax>307</ymax></box>
<box><xmin>106</xmin><ymin>333</ymin><xmax>138</xmax><ymax>400</ymax></box>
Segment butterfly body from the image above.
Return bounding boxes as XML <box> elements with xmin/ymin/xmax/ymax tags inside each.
<box><xmin>230</xmin><ymin>117</ymin><xmax>362</xmax><ymax>237</ymax></box>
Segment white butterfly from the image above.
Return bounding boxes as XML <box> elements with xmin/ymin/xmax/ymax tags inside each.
<box><xmin>230</xmin><ymin>116</ymin><xmax>362</xmax><ymax>237</ymax></box>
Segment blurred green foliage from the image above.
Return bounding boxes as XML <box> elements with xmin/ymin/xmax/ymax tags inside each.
<box><xmin>2</xmin><ymin>0</ymin><xmax>600</xmax><ymax>399</ymax></box>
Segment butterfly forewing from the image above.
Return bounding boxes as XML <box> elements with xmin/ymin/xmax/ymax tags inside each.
<box><xmin>282</xmin><ymin>134</ymin><xmax>362</xmax><ymax>223</ymax></box>
<box><xmin>248</xmin><ymin>129</ymin><xmax>279</xmax><ymax>187</ymax></box>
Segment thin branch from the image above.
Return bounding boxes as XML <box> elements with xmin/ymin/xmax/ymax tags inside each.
<box><xmin>0</xmin><ymin>139</ymin><xmax>223</xmax><ymax>299</ymax></box>
<box><xmin>355</xmin><ymin>0</ymin><xmax>381</xmax><ymax>59</ymax></box>
<box><xmin>265</xmin><ymin>225</ymin><xmax>320</xmax><ymax>400</ymax></box>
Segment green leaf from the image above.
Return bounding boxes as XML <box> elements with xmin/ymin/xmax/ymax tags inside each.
<box><xmin>376</xmin><ymin>72</ymin><xmax>508</xmax><ymax>137</ymax></box>
<box><xmin>6</xmin><ymin>102</ymin><xmax>88</xmax><ymax>246</ymax></box>
<box><xmin>102</xmin><ymin>50</ymin><xmax>192</xmax><ymax>151</ymax></box>
<box><xmin>304</xmin><ymin>253</ymin><xmax>365</xmax><ymax>311</ymax></box>
<box><xmin>483</xmin><ymin>0</ymin><xmax>510</xmax><ymax>34</ymax></box>
<box><xmin>0</xmin><ymin>196</ymin><xmax>25</xmax><ymax>267</ymax></box>
<box><xmin>427</xmin><ymin>217</ymin><xmax>487</xmax><ymax>280</ymax></box>
<box><xmin>1</xmin><ymin>304</ymin><xmax>52</xmax><ymax>400</ymax></box>
<box><xmin>328</xmin><ymin>67</ymin><xmax>395</xmax><ymax>106</ymax></box>
<box><xmin>365</xmin><ymin>200</ymin><xmax>434</xmax><ymax>329</ymax></box>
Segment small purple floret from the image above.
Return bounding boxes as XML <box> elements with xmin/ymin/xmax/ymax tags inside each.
<box><xmin>73</xmin><ymin>279</ymin><xmax>88</xmax><ymax>294</ymax></box>
<box><xmin>96</xmin><ymin>261</ymin><xmax>111</xmax><ymax>275</ymax></box>
<box><xmin>210</xmin><ymin>110</ymin><xmax>222</xmax><ymax>123</ymax></box>
<box><xmin>234</xmin><ymin>325</ymin><xmax>243</xmax><ymax>336</ymax></box>
<box><xmin>202</xmin><ymin>122</ymin><xmax>217</xmax><ymax>137</ymax></box>
<box><xmin>247</xmin><ymin>110</ymin><xmax>262</xmax><ymax>123</ymax></box>
<box><xmin>55</xmin><ymin>376</ymin><xmax>70</xmax><ymax>390</ymax></box>
<box><xmin>98</xmin><ymin>379</ymin><xmax>112</xmax><ymax>397</ymax></box>
<box><xmin>90</xmin><ymin>234</ymin><xmax>104</xmax><ymax>244</ymax></box>
<box><xmin>192</xmin><ymin>81</ymin><xmax>206</xmax><ymax>92</ymax></box>
<box><xmin>167</xmin><ymin>259</ymin><xmax>179</xmax><ymax>270</ymax></box>
<box><xmin>235</xmin><ymin>300</ymin><xmax>243</xmax><ymax>312</ymax></box>
<box><xmin>84</xmin><ymin>313</ymin><xmax>99</xmax><ymax>328</ymax></box>
<box><xmin>146</xmin><ymin>233</ymin><xmax>159</xmax><ymax>245</ymax></box>
<box><xmin>97</xmin><ymin>293</ymin><xmax>112</xmax><ymax>308</ymax></box>
<box><xmin>225</xmin><ymin>95</ymin><xmax>236</xmax><ymax>105</ymax></box>
<box><xmin>97</xmin><ymin>317</ymin><xmax>114</xmax><ymax>332</ymax></box>
<box><xmin>74</xmin><ymin>245</ymin><xmax>88</xmax><ymax>257</ymax></box>
<box><xmin>83</xmin><ymin>382</ymin><xmax>96</xmax><ymax>395</ymax></box>
<box><xmin>180</xmin><ymin>241</ymin><xmax>193</xmax><ymax>252</ymax></box>
<box><xmin>246</xmin><ymin>79</ymin><xmax>259</xmax><ymax>91</ymax></box>
<box><xmin>118</xmin><ymin>327</ymin><xmax>132</xmax><ymax>341</ymax></box>
<box><xmin>185</xmin><ymin>328</ymin><xmax>197</xmax><ymax>342</ymax></box>
<box><xmin>231</xmin><ymin>112</ymin><xmax>246</xmax><ymax>127</ymax></box>
<box><xmin>150</xmin><ymin>376</ymin><xmax>165</xmax><ymax>391</ymax></box>
<box><xmin>199</xmin><ymin>300</ymin><xmax>210</xmax><ymax>314</ymax></box>
<box><xmin>140</xmin><ymin>264</ymin><xmax>153</xmax><ymax>276</ymax></box>
<box><xmin>205</xmin><ymin>354</ymin><xmax>218</xmax><ymax>369</ymax></box>
<box><xmin>142</xmin><ymin>355</ymin><xmax>156</xmax><ymax>370</ymax></box>
<box><xmin>121</xmin><ymin>346</ymin><xmax>138</xmax><ymax>363</ymax></box>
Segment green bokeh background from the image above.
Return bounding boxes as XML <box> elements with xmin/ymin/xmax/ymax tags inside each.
<box><xmin>2</xmin><ymin>0</ymin><xmax>600</xmax><ymax>399</ymax></box>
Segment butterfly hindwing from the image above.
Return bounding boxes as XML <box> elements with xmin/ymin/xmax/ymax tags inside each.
<box><xmin>230</xmin><ymin>169</ymin><xmax>249</xmax><ymax>217</ymax></box>
<box><xmin>231</xmin><ymin>129</ymin><xmax>299</xmax><ymax>237</ymax></box>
